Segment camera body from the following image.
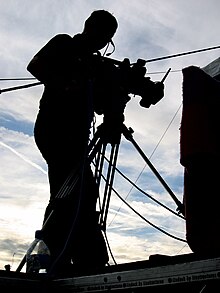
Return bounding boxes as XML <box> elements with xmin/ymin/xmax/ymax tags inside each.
<box><xmin>117</xmin><ymin>58</ymin><xmax>164</xmax><ymax>108</ymax></box>
<box><xmin>91</xmin><ymin>55</ymin><xmax>164</xmax><ymax>118</ymax></box>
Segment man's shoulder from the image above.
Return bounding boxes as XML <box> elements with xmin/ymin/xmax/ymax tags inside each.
<box><xmin>50</xmin><ymin>33</ymin><xmax>73</xmax><ymax>43</ymax></box>
<box><xmin>44</xmin><ymin>33</ymin><xmax>74</xmax><ymax>51</ymax></box>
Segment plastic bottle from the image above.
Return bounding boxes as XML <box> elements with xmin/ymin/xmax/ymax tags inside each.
<box><xmin>26</xmin><ymin>230</ymin><xmax>50</xmax><ymax>273</ymax></box>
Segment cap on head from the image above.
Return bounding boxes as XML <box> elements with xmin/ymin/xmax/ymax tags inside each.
<box><xmin>84</xmin><ymin>10</ymin><xmax>118</xmax><ymax>40</ymax></box>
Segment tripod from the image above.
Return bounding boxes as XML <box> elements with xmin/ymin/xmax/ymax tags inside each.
<box><xmin>16</xmin><ymin>120</ymin><xmax>184</xmax><ymax>274</ymax></box>
<box><xmin>88</xmin><ymin>122</ymin><xmax>184</xmax><ymax>230</ymax></box>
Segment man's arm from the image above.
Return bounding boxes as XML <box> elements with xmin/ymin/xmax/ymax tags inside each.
<box><xmin>27</xmin><ymin>34</ymin><xmax>72</xmax><ymax>84</ymax></box>
<box><xmin>27</xmin><ymin>55</ymin><xmax>47</xmax><ymax>82</ymax></box>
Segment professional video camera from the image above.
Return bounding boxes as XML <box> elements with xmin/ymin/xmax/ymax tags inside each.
<box><xmin>91</xmin><ymin>54</ymin><xmax>166</xmax><ymax>117</ymax></box>
<box><xmin>115</xmin><ymin>57</ymin><xmax>165</xmax><ymax>108</ymax></box>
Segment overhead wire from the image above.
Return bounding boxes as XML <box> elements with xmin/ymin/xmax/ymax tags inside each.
<box><xmin>0</xmin><ymin>77</ymin><xmax>36</xmax><ymax>81</ymax></box>
<box><xmin>0</xmin><ymin>68</ymin><xmax>177</xmax><ymax>94</ymax></box>
<box><xmin>143</xmin><ymin>44</ymin><xmax>220</xmax><ymax>63</ymax></box>
<box><xmin>0</xmin><ymin>69</ymin><xmax>181</xmax><ymax>82</ymax></box>
<box><xmin>0</xmin><ymin>81</ymin><xmax>41</xmax><ymax>94</ymax></box>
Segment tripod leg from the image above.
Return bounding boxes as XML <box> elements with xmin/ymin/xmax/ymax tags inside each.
<box><xmin>122</xmin><ymin>124</ymin><xmax>184</xmax><ymax>215</ymax></box>
<box><xmin>94</xmin><ymin>142</ymin><xmax>107</xmax><ymax>188</ymax></box>
<box><xmin>99</xmin><ymin>142</ymin><xmax>120</xmax><ymax>231</ymax></box>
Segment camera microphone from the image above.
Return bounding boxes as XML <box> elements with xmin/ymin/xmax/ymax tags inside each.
<box><xmin>106</xmin><ymin>40</ymin><xmax>115</xmax><ymax>56</ymax></box>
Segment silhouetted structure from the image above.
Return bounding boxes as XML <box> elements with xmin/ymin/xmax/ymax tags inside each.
<box><xmin>180</xmin><ymin>63</ymin><xmax>220</xmax><ymax>255</ymax></box>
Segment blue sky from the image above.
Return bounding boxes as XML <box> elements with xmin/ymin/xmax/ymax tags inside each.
<box><xmin>0</xmin><ymin>0</ymin><xmax>220</xmax><ymax>272</ymax></box>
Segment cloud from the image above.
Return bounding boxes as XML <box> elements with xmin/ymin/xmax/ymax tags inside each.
<box><xmin>0</xmin><ymin>113</ymin><xmax>34</xmax><ymax>135</ymax></box>
<box><xmin>0</xmin><ymin>0</ymin><xmax>219</xmax><ymax>272</ymax></box>
<box><xmin>0</xmin><ymin>140</ymin><xmax>47</xmax><ymax>175</ymax></box>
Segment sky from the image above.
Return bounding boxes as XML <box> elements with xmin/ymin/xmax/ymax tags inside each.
<box><xmin>0</xmin><ymin>0</ymin><xmax>220</xmax><ymax>273</ymax></box>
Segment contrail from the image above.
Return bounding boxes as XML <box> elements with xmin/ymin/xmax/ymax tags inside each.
<box><xmin>0</xmin><ymin>141</ymin><xmax>47</xmax><ymax>175</ymax></box>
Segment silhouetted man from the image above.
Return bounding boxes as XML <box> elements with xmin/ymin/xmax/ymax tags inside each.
<box><xmin>27</xmin><ymin>10</ymin><xmax>119</xmax><ymax>274</ymax></box>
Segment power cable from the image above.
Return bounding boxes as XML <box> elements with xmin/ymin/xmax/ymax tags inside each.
<box><xmin>103</xmin><ymin>230</ymin><xmax>117</xmax><ymax>266</ymax></box>
<box><xmin>95</xmin><ymin>167</ymin><xmax>186</xmax><ymax>266</ymax></box>
<box><xmin>109</xmin><ymin>181</ymin><xmax>186</xmax><ymax>243</ymax></box>
<box><xmin>113</xmin><ymin>164</ymin><xmax>185</xmax><ymax>219</ymax></box>
<box><xmin>100</xmin><ymin>156</ymin><xmax>184</xmax><ymax>221</ymax></box>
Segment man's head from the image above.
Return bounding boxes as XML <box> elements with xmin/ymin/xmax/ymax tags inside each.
<box><xmin>82</xmin><ymin>10</ymin><xmax>118</xmax><ymax>51</ymax></box>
